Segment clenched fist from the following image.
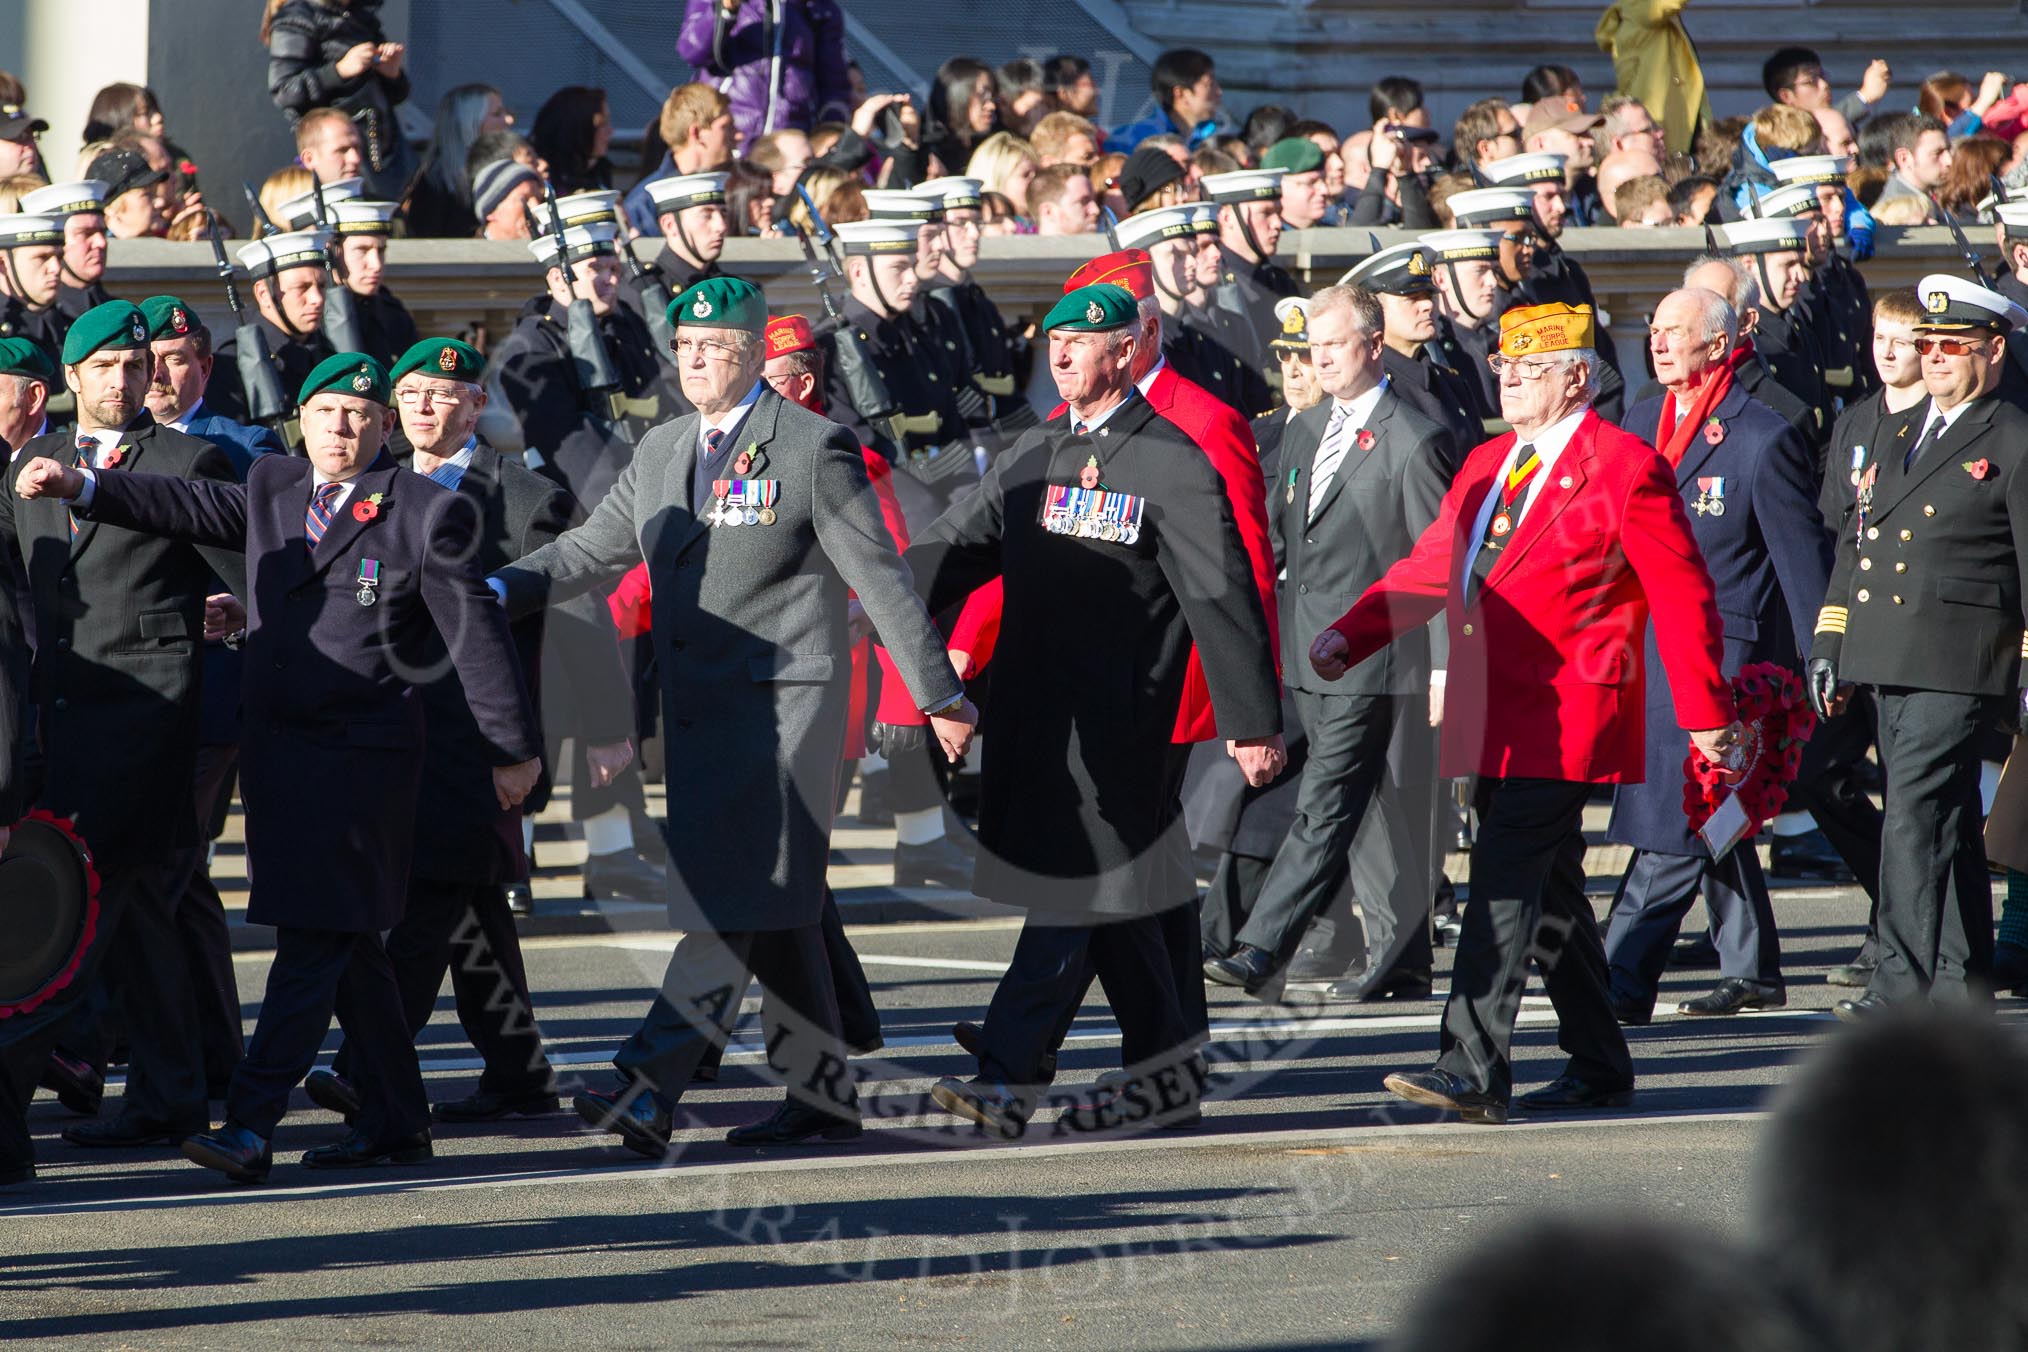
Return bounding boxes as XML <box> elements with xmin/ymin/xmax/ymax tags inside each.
<box><xmin>492</xmin><ymin>757</ymin><xmax>543</xmax><ymax>810</ymax></box>
<box><xmin>14</xmin><ymin>457</ymin><xmax>83</xmax><ymax>502</ymax></box>
<box><xmin>1309</xmin><ymin>628</ymin><xmax>1352</xmax><ymax>681</ymax></box>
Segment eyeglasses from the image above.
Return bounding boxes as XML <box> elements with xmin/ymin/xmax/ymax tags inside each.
<box><xmin>1913</xmin><ymin>336</ymin><xmax>1986</xmax><ymax>356</ymax></box>
<box><xmin>672</xmin><ymin>336</ymin><xmax>745</xmax><ymax>361</ymax></box>
<box><xmin>395</xmin><ymin>385</ymin><xmax>465</xmax><ymax>407</ymax></box>
<box><xmin>1488</xmin><ymin>355</ymin><xmax>1560</xmax><ymax>380</ymax></box>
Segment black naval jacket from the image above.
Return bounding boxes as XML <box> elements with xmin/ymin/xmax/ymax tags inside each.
<box><xmin>906</xmin><ymin>394</ymin><xmax>1281</xmax><ymax>920</ymax></box>
<box><xmin>1813</xmin><ymin>393</ymin><xmax>2028</xmax><ymax>698</ymax></box>
<box><xmin>821</xmin><ymin>295</ymin><xmax>976</xmax><ymax>494</ymax></box>
<box><xmin>0</xmin><ymin>295</ymin><xmax>67</xmax><ymax>360</ymax></box>
<box><xmin>80</xmin><ymin>449</ymin><xmax>542</xmax><ymax>932</ymax></box>
<box><xmin>0</xmin><ymin>416</ymin><xmax>247</xmax><ymax>868</ymax></box>
<box><xmin>209</xmin><ymin>313</ymin><xmax>334</xmax><ymax>428</ymax></box>
<box><xmin>55</xmin><ymin>279</ymin><xmax>115</xmax><ymax>324</ymax></box>
<box><xmin>1755</xmin><ymin>299</ymin><xmax>1833</xmax><ymax>452</ymax></box>
<box><xmin>1382</xmin><ymin>344</ymin><xmax>1480</xmax><ymax>468</ymax></box>
<box><xmin>490</xmin><ymin>293</ymin><xmax>675</xmax><ymax>510</ymax></box>
<box><xmin>925</xmin><ymin>275</ymin><xmax>1033</xmax><ymax>430</ymax></box>
<box><xmin>352</xmin><ymin>285</ymin><xmax>420</xmax><ymax>373</ymax></box>
<box><xmin>1174</xmin><ymin>305</ymin><xmax>1275</xmax><ymax>418</ymax></box>
<box><xmin>1810</xmin><ymin>252</ymin><xmax>1874</xmax><ymax>401</ymax></box>
<box><xmin>616</xmin><ymin>247</ymin><xmax>718</xmax><ymax>360</ymax></box>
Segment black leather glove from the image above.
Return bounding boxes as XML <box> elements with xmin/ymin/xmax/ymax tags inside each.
<box><xmin>873</xmin><ymin>722</ymin><xmax>927</xmax><ymax>756</ymax></box>
<box><xmin>1807</xmin><ymin>658</ymin><xmax>1840</xmax><ymax>720</ymax></box>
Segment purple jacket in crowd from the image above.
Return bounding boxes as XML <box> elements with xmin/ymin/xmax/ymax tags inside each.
<box><xmin>677</xmin><ymin>0</ymin><xmax>854</xmax><ymax>143</ymax></box>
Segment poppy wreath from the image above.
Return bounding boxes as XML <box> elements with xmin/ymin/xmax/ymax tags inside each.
<box><xmin>1682</xmin><ymin>661</ymin><xmax>1817</xmax><ymax>835</ymax></box>
<box><xmin>0</xmin><ymin>810</ymin><xmax>102</xmax><ymax>1019</ymax></box>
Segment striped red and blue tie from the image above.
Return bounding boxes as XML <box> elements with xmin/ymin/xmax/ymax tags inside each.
<box><xmin>706</xmin><ymin>427</ymin><xmax>725</xmax><ymax>458</ymax></box>
<box><xmin>305</xmin><ymin>482</ymin><xmax>343</xmax><ymax>546</ymax></box>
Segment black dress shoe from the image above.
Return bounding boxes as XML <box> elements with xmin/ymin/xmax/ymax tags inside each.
<box><xmin>1381</xmin><ymin>1068</ymin><xmax>1508</xmax><ymax>1124</ymax></box>
<box><xmin>303</xmin><ymin>1068</ymin><xmax>360</xmax><ymax>1122</ymax></box>
<box><xmin>39</xmin><ymin>1049</ymin><xmax>102</xmax><ymax>1117</ymax></box>
<box><xmin>855</xmin><ymin>770</ymin><xmax>893</xmax><ymax>826</ymax></box>
<box><xmin>432</xmin><ymin>1087</ymin><xmax>560</xmax><ymax>1122</ymax></box>
<box><xmin>181</xmin><ymin>1123</ymin><xmax>272</xmax><ymax>1184</ymax></box>
<box><xmin>575</xmin><ymin>1087</ymin><xmax>672</xmax><ymax>1158</ymax></box>
<box><xmin>1353</xmin><ymin>968</ymin><xmax>1434</xmax><ymax>1002</ymax></box>
<box><xmin>1284</xmin><ymin>950</ymin><xmax>1356</xmax><ymax>985</ymax></box>
<box><xmin>302</xmin><ymin>1130</ymin><xmax>433</xmax><ymax>1169</ymax></box>
<box><xmin>1516</xmin><ymin>1074</ymin><xmax>1635</xmax><ymax>1111</ymax></box>
<box><xmin>583</xmin><ymin>849</ymin><xmax>667</xmax><ymax>902</ymax></box>
<box><xmin>1608</xmin><ymin>991</ymin><xmax>1654</xmax><ymax>1025</ymax></box>
<box><xmin>1768</xmin><ymin>829</ymin><xmax>1854</xmax><ymax>882</ymax></box>
<box><xmin>892</xmin><ymin>833</ymin><xmax>975</xmax><ymax>889</ymax></box>
<box><xmin>1677</xmin><ymin>977</ymin><xmax>1786</xmax><ymax>1016</ymax></box>
<box><xmin>930</xmin><ymin>1076</ymin><xmax>1027</xmax><ymax>1139</ymax></box>
<box><xmin>724</xmin><ymin>1101</ymin><xmax>864</xmax><ymax>1146</ymax></box>
<box><xmin>1203</xmin><ymin>943</ymin><xmax>1278</xmax><ymax>994</ymax></box>
<box><xmin>1431</xmin><ymin>914</ymin><xmax>1462</xmax><ymax>949</ymax></box>
<box><xmin>503</xmin><ymin>880</ymin><xmax>534</xmax><ymax>918</ymax></box>
<box><xmin>952</xmin><ymin>1020</ymin><xmax>1056</xmax><ymax>1084</ymax></box>
<box><xmin>62</xmin><ymin>1114</ymin><xmax>205</xmax><ymax>1148</ymax></box>
<box><xmin>1826</xmin><ymin>958</ymin><xmax>1877</xmax><ymax>988</ymax></box>
<box><xmin>1834</xmin><ymin>992</ymin><xmax>1893</xmax><ymax>1023</ymax></box>
<box><xmin>1668</xmin><ymin>934</ymin><xmax>1720</xmax><ymax>968</ymax></box>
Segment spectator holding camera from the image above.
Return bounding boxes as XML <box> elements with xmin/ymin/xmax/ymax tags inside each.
<box><xmin>261</xmin><ymin>0</ymin><xmax>413</xmax><ymax>201</ymax></box>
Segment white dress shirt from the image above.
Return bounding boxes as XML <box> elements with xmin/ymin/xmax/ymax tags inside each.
<box><xmin>698</xmin><ymin>381</ymin><xmax>765</xmax><ymax>456</ymax></box>
<box><xmin>1461</xmin><ymin>405</ymin><xmax>1589</xmax><ymax>595</ymax></box>
<box><xmin>1307</xmin><ymin>377</ymin><xmax>1390</xmax><ymax>519</ymax></box>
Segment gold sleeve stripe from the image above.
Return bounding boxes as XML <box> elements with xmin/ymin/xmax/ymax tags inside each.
<box><xmin>2020</xmin><ymin>632</ymin><xmax>2028</xmax><ymax>659</ymax></box>
<box><xmin>1816</xmin><ymin>606</ymin><xmax>1849</xmax><ymax>635</ymax></box>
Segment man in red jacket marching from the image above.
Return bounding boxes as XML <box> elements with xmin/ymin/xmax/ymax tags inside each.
<box><xmin>1312</xmin><ymin>301</ymin><xmax>1740</xmax><ymax>1124</ymax></box>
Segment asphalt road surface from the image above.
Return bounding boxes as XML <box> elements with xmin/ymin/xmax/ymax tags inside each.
<box><xmin>6</xmin><ymin>872</ymin><xmax>2001</xmax><ymax>1350</ymax></box>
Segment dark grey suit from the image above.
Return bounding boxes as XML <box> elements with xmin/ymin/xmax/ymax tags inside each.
<box><xmin>1233</xmin><ymin>387</ymin><xmax>1454</xmax><ymax>981</ymax></box>
<box><xmin>495</xmin><ymin>384</ymin><xmax>963</xmax><ymax>1115</ymax></box>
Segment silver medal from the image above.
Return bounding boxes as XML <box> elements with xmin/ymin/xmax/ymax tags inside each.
<box><xmin>356</xmin><ymin>586</ymin><xmax>377</xmax><ymax>607</ymax></box>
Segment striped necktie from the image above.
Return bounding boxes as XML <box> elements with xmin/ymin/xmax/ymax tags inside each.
<box><xmin>1305</xmin><ymin>404</ymin><xmax>1353</xmax><ymax>519</ymax></box>
<box><xmin>706</xmin><ymin>427</ymin><xmax>725</xmax><ymax>459</ymax></box>
<box><xmin>305</xmin><ymin>482</ymin><xmax>343</xmax><ymax>546</ymax></box>
<box><xmin>69</xmin><ymin>436</ymin><xmax>93</xmax><ymax>537</ymax></box>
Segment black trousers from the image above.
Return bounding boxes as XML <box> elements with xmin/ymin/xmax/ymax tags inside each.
<box><xmin>228</xmin><ymin>927</ymin><xmax>428</xmax><ymax>1142</ymax></box>
<box><xmin>1436</xmin><ymin>778</ymin><xmax>1632</xmax><ymax>1101</ymax></box>
<box><xmin>1788</xmin><ymin>689</ymin><xmax>1886</xmax><ymax>904</ymax></box>
<box><xmin>976</xmin><ymin>911</ymin><xmax>1191</xmax><ymax>1092</ymax></box>
<box><xmin>615</xmin><ymin>920</ymin><xmax>853</xmax><ymax>1118</ymax></box>
<box><xmin>692</xmin><ymin>890</ymin><xmax>883</xmax><ymax>1075</ymax></box>
<box><xmin>1236</xmin><ymin>691</ymin><xmax>1403</xmax><ymax>962</ymax></box>
<box><xmin>41</xmin><ymin>859</ymin><xmax>210</xmax><ymax>1122</ymax></box>
<box><xmin>333</xmin><ymin>878</ymin><xmax>553</xmax><ymax>1096</ymax></box>
<box><xmin>1603</xmin><ymin>847</ymin><xmax>1783</xmax><ymax>1005</ymax></box>
<box><xmin>1870</xmin><ymin>688</ymin><xmax>2001</xmax><ymax>1003</ymax></box>
<box><xmin>1200</xmin><ymin>852</ymin><xmax>1273</xmax><ymax>956</ymax></box>
<box><xmin>64</xmin><ymin>746</ymin><xmax>245</xmax><ymax>1098</ymax></box>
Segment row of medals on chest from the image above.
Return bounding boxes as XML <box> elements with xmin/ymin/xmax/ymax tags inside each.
<box><xmin>713</xmin><ymin>444</ymin><xmax>778</xmax><ymax>528</ymax></box>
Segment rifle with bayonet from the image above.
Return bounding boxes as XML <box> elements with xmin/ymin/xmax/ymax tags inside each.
<box><xmin>531</xmin><ymin>182</ymin><xmax>626</xmax><ymax>425</ymax></box>
<box><xmin>792</xmin><ymin>182</ymin><xmax>907</xmax><ymax>454</ymax></box>
<box><xmin>307</xmin><ymin>174</ymin><xmax>365</xmax><ymax>354</ymax></box>
<box><xmin>214</xmin><ymin>206</ymin><xmax>299</xmax><ymax>451</ymax></box>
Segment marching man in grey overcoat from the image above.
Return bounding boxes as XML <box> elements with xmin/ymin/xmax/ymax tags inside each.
<box><xmin>491</xmin><ymin>276</ymin><xmax>978</xmax><ymax>1153</ymax></box>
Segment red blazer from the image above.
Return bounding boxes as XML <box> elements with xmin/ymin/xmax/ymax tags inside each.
<box><xmin>949</xmin><ymin>361</ymin><xmax>1279</xmax><ymax>742</ymax></box>
<box><xmin>1329</xmin><ymin>410</ymin><xmax>1733</xmax><ymax>783</ymax></box>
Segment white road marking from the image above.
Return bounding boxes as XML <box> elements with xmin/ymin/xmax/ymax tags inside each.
<box><xmin>0</xmin><ymin>1109</ymin><xmax>1776</xmax><ymax>1219</ymax></box>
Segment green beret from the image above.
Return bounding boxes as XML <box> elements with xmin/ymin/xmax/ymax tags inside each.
<box><xmin>1043</xmin><ymin>283</ymin><xmax>1137</xmax><ymax>334</ymax></box>
<box><xmin>299</xmin><ymin>351</ymin><xmax>391</xmax><ymax>406</ymax></box>
<box><xmin>138</xmin><ymin>294</ymin><xmax>203</xmax><ymax>342</ymax></box>
<box><xmin>390</xmin><ymin>337</ymin><xmax>484</xmax><ymax>385</ymax></box>
<box><xmin>1261</xmin><ymin>137</ymin><xmax>1326</xmax><ymax>176</ymax></box>
<box><xmin>61</xmin><ymin>300</ymin><xmax>150</xmax><ymax>366</ymax></box>
<box><xmin>669</xmin><ymin>276</ymin><xmax>767</xmax><ymax>334</ymax></box>
<box><xmin>0</xmin><ymin>336</ymin><xmax>55</xmax><ymax>384</ymax></box>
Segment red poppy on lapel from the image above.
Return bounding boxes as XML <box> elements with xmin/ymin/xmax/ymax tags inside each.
<box><xmin>351</xmin><ymin>491</ymin><xmax>387</xmax><ymax>522</ymax></box>
<box><xmin>1965</xmin><ymin>458</ymin><xmax>1994</xmax><ymax>480</ymax></box>
<box><xmin>1356</xmin><ymin>428</ymin><xmax>1375</xmax><ymax>451</ymax></box>
<box><xmin>102</xmin><ymin>447</ymin><xmax>125</xmax><ymax>467</ymax></box>
<box><xmin>1703</xmin><ymin>418</ymin><xmax>1724</xmax><ymax>446</ymax></box>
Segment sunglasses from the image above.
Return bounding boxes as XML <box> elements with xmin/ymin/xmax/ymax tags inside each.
<box><xmin>1913</xmin><ymin>336</ymin><xmax>1989</xmax><ymax>356</ymax></box>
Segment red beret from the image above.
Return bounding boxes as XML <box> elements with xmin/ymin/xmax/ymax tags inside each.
<box><xmin>1064</xmin><ymin>249</ymin><xmax>1153</xmax><ymax>301</ymax></box>
<box><xmin>764</xmin><ymin>314</ymin><xmax>816</xmax><ymax>359</ymax></box>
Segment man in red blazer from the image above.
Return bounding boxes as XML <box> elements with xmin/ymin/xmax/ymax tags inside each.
<box><xmin>1312</xmin><ymin>301</ymin><xmax>1740</xmax><ymax>1124</ymax></box>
